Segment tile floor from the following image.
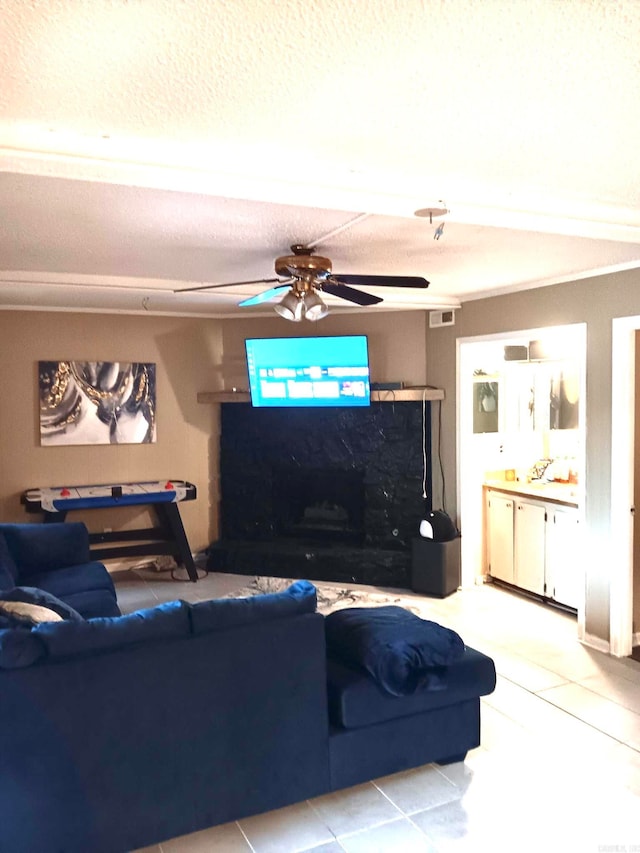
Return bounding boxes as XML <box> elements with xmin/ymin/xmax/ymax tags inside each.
<box><xmin>114</xmin><ymin>567</ymin><xmax>640</xmax><ymax>853</ymax></box>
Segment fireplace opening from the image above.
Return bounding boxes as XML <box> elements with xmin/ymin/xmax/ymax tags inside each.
<box><xmin>272</xmin><ymin>465</ymin><xmax>365</xmax><ymax>544</ymax></box>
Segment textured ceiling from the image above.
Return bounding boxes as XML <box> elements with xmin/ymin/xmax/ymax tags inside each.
<box><xmin>1</xmin><ymin>0</ymin><xmax>639</xmax><ymax>318</ymax></box>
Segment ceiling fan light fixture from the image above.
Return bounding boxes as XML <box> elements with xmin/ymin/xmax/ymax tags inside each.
<box><xmin>274</xmin><ymin>290</ymin><xmax>303</xmax><ymax>322</ymax></box>
<box><xmin>185</xmin><ymin>242</ymin><xmax>434</xmax><ymax>313</ymax></box>
<box><xmin>303</xmin><ymin>290</ymin><xmax>329</xmax><ymax>321</ymax></box>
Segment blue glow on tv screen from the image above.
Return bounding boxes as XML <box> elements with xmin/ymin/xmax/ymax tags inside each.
<box><xmin>245</xmin><ymin>335</ymin><xmax>370</xmax><ymax>408</ymax></box>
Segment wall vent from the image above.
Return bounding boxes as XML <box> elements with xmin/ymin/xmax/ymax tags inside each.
<box><xmin>429</xmin><ymin>309</ymin><xmax>455</xmax><ymax>328</ymax></box>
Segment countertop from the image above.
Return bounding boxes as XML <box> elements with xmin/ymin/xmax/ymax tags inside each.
<box><xmin>484</xmin><ymin>479</ymin><xmax>579</xmax><ymax>507</ymax></box>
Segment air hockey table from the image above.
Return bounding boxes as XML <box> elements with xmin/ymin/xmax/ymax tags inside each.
<box><xmin>22</xmin><ymin>479</ymin><xmax>199</xmax><ymax>582</ymax></box>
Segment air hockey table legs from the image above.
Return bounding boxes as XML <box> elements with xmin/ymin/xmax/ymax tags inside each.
<box><xmin>44</xmin><ymin>502</ymin><xmax>199</xmax><ymax>582</ymax></box>
<box><xmin>153</xmin><ymin>502</ymin><xmax>199</xmax><ymax>582</ymax></box>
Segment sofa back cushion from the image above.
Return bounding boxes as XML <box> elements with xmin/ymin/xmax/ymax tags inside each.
<box><xmin>0</xmin><ymin>533</ymin><xmax>18</xmax><ymax>589</ymax></box>
<box><xmin>34</xmin><ymin>599</ymin><xmax>190</xmax><ymax>659</ymax></box>
<box><xmin>1</xmin><ymin>584</ymin><xmax>318</xmax><ymax>668</ymax></box>
<box><xmin>0</xmin><ymin>523</ymin><xmax>90</xmax><ymax>578</ymax></box>
<box><xmin>190</xmin><ymin>580</ymin><xmax>317</xmax><ymax>635</ymax></box>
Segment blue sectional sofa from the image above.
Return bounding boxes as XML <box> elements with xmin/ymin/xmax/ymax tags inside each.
<box><xmin>0</xmin><ymin>523</ymin><xmax>496</xmax><ymax>853</ymax></box>
<box><xmin>0</xmin><ymin>522</ymin><xmax>120</xmax><ymax>619</ymax></box>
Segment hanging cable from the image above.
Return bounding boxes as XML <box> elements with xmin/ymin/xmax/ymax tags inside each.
<box><xmin>422</xmin><ymin>391</ymin><xmax>448</xmax><ymax>512</ymax></box>
<box><xmin>421</xmin><ymin>390</ymin><xmax>428</xmax><ymax>500</ymax></box>
<box><xmin>437</xmin><ymin>399</ymin><xmax>446</xmax><ymax>512</ymax></box>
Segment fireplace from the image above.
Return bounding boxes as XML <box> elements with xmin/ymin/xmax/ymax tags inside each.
<box><xmin>207</xmin><ymin>402</ymin><xmax>433</xmax><ymax>588</ymax></box>
<box><xmin>272</xmin><ymin>465</ymin><xmax>364</xmax><ymax>543</ymax></box>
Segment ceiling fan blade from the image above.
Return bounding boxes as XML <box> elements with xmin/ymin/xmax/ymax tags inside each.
<box><xmin>332</xmin><ymin>274</ymin><xmax>430</xmax><ymax>289</ymax></box>
<box><xmin>174</xmin><ymin>277</ymin><xmax>282</xmax><ymax>294</ymax></box>
<box><xmin>322</xmin><ymin>282</ymin><xmax>383</xmax><ymax>306</ymax></box>
<box><xmin>238</xmin><ymin>282</ymin><xmax>293</xmax><ymax>307</ymax></box>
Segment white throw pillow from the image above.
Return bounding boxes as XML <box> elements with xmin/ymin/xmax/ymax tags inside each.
<box><xmin>0</xmin><ymin>600</ymin><xmax>63</xmax><ymax>624</ymax></box>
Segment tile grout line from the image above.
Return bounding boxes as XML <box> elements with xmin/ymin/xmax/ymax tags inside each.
<box><xmin>371</xmin><ymin>773</ymin><xmax>460</xmax><ymax>819</ymax></box>
<box><xmin>492</xmin><ymin>672</ymin><xmax>640</xmax><ymax>756</ymax></box>
<box><xmin>404</xmin><ymin>812</ymin><xmax>439</xmax><ymax>848</ymax></box>
<box><xmin>311</xmin><ymin>781</ymin><xmax>413</xmax><ymax>842</ymax></box>
<box><xmin>235</xmin><ymin>819</ymin><xmax>257</xmax><ymax>852</ymax></box>
<box><xmin>302</xmin><ymin>796</ymin><xmax>342</xmax><ymax>848</ymax></box>
<box><xmin>537</xmin><ymin>675</ymin><xmax>640</xmax><ymax>717</ymax></box>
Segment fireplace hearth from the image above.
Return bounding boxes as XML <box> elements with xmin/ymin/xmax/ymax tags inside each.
<box><xmin>207</xmin><ymin>402</ymin><xmax>433</xmax><ymax>588</ymax></box>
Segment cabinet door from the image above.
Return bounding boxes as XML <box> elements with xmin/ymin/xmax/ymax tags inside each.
<box><xmin>546</xmin><ymin>506</ymin><xmax>581</xmax><ymax>609</ymax></box>
<box><xmin>487</xmin><ymin>493</ymin><xmax>514</xmax><ymax>583</ymax></box>
<box><xmin>514</xmin><ymin>500</ymin><xmax>546</xmax><ymax>595</ymax></box>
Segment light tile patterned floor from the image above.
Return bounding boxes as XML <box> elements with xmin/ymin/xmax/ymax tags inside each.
<box><xmin>116</xmin><ymin>568</ymin><xmax>640</xmax><ymax>853</ymax></box>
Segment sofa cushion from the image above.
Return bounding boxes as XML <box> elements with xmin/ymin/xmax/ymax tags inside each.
<box><xmin>0</xmin><ymin>586</ymin><xmax>84</xmax><ymax>621</ymax></box>
<box><xmin>33</xmin><ymin>599</ymin><xmax>190</xmax><ymax>659</ymax></box>
<box><xmin>0</xmin><ymin>522</ymin><xmax>90</xmax><ymax>577</ymax></box>
<box><xmin>0</xmin><ymin>628</ymin><xmax>46</xmax><ymax>669</ymax></box>
<box><xmin>28</xmin><ymin>561</ymin><xmax>116</xmax><ymax>598</ymax></box>
<box><xmin>325</xmin><ymin>606</ymin><xmax>465</xmax><ymax>697</ymax></box>
<box><xmin>190</xmin><ymin>580</ymin><xmax>317</xmax><ymax>635</ymax></box>
<box><xmin>327</xmin><ymin>646</ymin><xmax>497</xmax><ymax>729</ymax></box>
<box><xmin>60</xmin><ymin>588</ymin><xmax>121</xmax><ymax>619</ymax></box>
<box><xmin>0</xmin><ymin>533</ymin><xmax>18</xmax><ymax>589</ymax></box>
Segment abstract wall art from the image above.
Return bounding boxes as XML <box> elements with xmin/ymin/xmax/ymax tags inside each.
<box><xmin>39</xmin><ymin>361</ymin><xmax>156</xmax><ymax>446</ymax></box>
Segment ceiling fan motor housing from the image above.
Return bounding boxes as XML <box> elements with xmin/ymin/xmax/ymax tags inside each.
<box><xmin>275</xmin><ymin>245</ymin><xmax>332</xmax><ymax>280</ymax></box>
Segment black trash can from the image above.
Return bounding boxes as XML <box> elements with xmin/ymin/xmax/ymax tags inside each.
<box><xmin>410</xmin><ymin>536</ymin><xmax>461</xmax><ymax>597</ymax></box>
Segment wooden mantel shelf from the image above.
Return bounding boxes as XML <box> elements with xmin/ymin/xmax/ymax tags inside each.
<box><xmin>197</xmin><ymin>387</ymin><xmax>444</xmax><ymax>404</ymax></box>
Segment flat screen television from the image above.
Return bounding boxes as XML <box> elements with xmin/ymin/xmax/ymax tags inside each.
<box><xmin>245</xmin><ymin>335</ymin><xmax>370</xmax><ymax>408</ymax></box>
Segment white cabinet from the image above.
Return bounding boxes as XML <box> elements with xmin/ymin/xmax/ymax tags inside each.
<box><xmin>487</xmin><ymin>492</ymin><xmax>514</xmax><ymax>583</ymax></box>
<box><xmin>514</xmin><ymin>500</ymin><xmax>546</xmax><ymax>596</ymax></box>
<box><xmin>485</xmin><ymin>489</ymin><xmax>580</xmax><ymax>609</ymax></box>
<box><xmin>545</xmin><ymin>505</ymin><xmax>581</xmax><ymax>609</ymax></box>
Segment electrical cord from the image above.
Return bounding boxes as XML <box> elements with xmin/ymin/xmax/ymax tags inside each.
<box><xmin>437</xmin><ymin>398</ymin><xmax>446</xmax><ymax>512</ymax></box>
<box><xmin>421</xmin><ymin>391</ymin><xmax>428</xmax><ymax>499</ymax></box>
<box><xmin>422</xmin><ymin>391</ymin><xmax>447</xmax><ymax>511</ymax></box>
<box><xmin>171</xmin><ymin>565</ymin><xmax>207</xmax><ymax>581</ymax></box>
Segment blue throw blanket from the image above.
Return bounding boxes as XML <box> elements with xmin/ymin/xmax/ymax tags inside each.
<box><xmin>325</xmin><ymin>605</ymin><xmax>465</xmax><ymax>696</ymax></box>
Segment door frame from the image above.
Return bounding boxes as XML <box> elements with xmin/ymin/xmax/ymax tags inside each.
<box><xmin>609</xmin><ymin>316</ymin><xmax>638</xmax><ymax>658</ymax></box>
<box><xmin>457</xmin><ymin>324</ymin><xmax>587</xmax><ymax>640</ymax></box>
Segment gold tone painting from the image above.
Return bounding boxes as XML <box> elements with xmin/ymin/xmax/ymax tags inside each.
<box><xmin>39</xmin><ymin>361</ymin><xmax>156</xmax><ymax>446</ymax></box>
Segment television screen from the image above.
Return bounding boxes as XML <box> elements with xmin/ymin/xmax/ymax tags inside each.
<box><xmin>245</xmin><ymin>335</ymin><xmax>370</xmax><ymax>408</ymax></box>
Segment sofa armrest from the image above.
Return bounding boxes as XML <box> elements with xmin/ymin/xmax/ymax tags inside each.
<box><xmin>0</xmin><ymin>523</ymin><xmax>91</xmax><ymax>579</ymax></box>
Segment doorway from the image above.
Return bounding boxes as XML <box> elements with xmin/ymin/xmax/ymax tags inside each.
<box><xmin>457</xmin><ymin>324</ymin><xmax>587</xmax><ymax>638</ymax></box>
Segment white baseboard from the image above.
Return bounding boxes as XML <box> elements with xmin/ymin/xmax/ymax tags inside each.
<box><xmin>581</xmin><ymin>632</ymin><xmax>610</xmax><ymax>655</ymax></box>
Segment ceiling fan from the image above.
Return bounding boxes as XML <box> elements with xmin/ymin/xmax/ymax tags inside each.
<box><xmin>175</xmin><ymin>244</ymin><xmax>430</xmax><ymax>321</ymax></box>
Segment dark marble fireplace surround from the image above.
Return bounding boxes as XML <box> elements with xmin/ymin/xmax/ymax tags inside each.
<box><xmin>207</xmin><ymin>401</ymin><xmax>432</xmax><ymax>588</ymax></box>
